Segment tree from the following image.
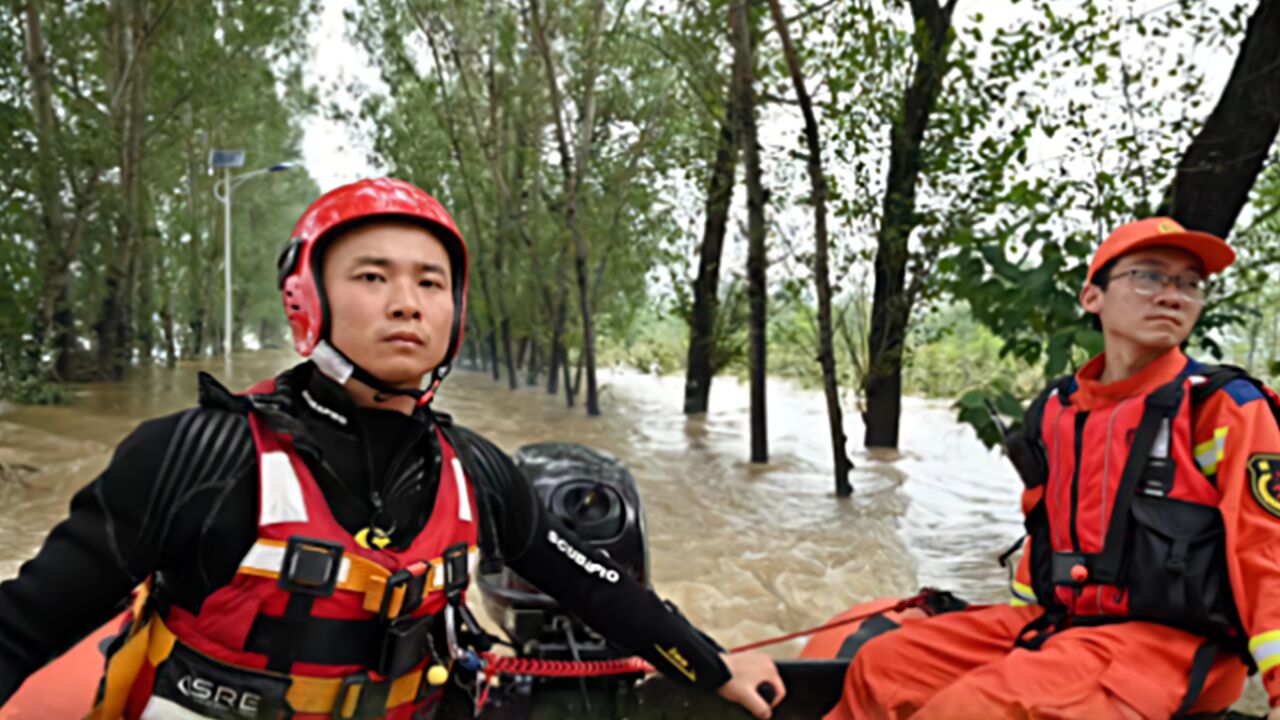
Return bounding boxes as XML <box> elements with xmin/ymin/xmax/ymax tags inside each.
<box><xmin>683</xmin><ymin>74</ymin><xmax>739</xmax><ymax>416</ymax></box>
<box><xmin>730</xmin><ymin>0</ymin><xmax>769</xmax><ymax>462</ymax></box>
<box><xmin>863</xmin><ymin>0</ymin><xmax>958</xmax><ymax>449</ymax></box>
<box><xmin>94</xmin><ymin>0</ymin><xmax>151</xmax><ymax>380</ymax></box>
<box><xmin>2</xmin><ymin>0</ymin><xmax>319</xmax><ymax>399</ymax></box>
<box><xmin>929</xmin><ymin>1</ymin><xmax>1275</xmax><ymax>446</ymax></box>
<box><xmin>766</xmin><ymin>0</ymin><xmax>852</xmax><ymax>495</ymax></box>
<box><xmin>349</xmin><ymin>0</ymin><xmax>693</xmax><ymax>415</ymax></box>
<box><xmin>1160</xmin><ymin>0</ymin><xmax>1280</xmax><ymax>237</ymax></box>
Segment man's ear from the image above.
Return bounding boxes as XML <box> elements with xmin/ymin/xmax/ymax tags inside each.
<box><xmin>1080</xmin><ymin>283</ymin><xmax>1103</xmax><ymax>316</ymax></box>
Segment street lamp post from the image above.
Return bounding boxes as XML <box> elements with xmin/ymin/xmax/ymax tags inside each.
<box><xmin>210</xmin><ymin>150</ymin><xmax>297</xmax><ymax>363</ymax></box>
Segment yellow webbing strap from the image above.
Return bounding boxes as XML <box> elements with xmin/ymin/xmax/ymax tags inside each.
<box><xmin>87</xmin><ymin>585</ymin><xmax>154</xmax><ymax>720</ymax></box>
<box><xmin>292</xmin><ymin>669</ymin><xmax>424</xmax><ymax>717</ymax></box>
<box><xmin>236</xmin><ymin>539</ymin><xmax>477</xmax><ymax>618</ymax></box>
<box><xmin>237</xmin><ymin>539</ymin><xmax>409</xmax><ymax>615</ymax></box>
<box><xmin>144</xmin><ymin>618</ymin><xmax>424</xmax><ymax>715</ymax></box>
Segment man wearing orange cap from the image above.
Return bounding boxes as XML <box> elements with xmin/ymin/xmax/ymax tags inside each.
<box><xmin>831</xmin><ymin>218</ymin><xmax>1280</xmax><ymax>719</ymax></box>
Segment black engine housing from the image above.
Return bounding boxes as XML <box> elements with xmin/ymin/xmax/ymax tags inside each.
<box><xmin>476</xmin><ymin>442</ymin><xmax>649</xmax><ymax>660</ymax></box>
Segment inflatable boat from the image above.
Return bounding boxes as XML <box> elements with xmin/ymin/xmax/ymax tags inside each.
<box><xmin>3</xmin><ymin>442</ymin><xmax>1261</xmax><ymax>718</ymax></box>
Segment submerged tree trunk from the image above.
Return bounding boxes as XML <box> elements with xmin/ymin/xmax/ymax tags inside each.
<box><xmin>182</xmin><ymin>111</ymin><xmax>204</xmax><ymax>360</ymax></box>
<box><xmin>501</xmin><ymin>316</ymin><xmax>517</xmax><ymax>390</ymax></box>
<box><xmin>1159</xmin><ymin>0</ymin><xmax>1280</xmax><ymax>236</ymax></box>
<box><xmin>161</xmin><ymin>282</ymin><xmax>177</xmax><ymax>367</ymax></box>
<box><xmin>684</xmin><ymin>79</ymin><xmax>739</xmax><ymax>416</ymax></box>
<box><xmin>528</xmin><ymin>0</ymin><xmax>606</xmax><ymax>416</ymax></box>
<box><xmin>419</xmin><ymin>13</ymin><xmax>504</xmax><ymax>387</ymax></box>
<box><xmin>563</xmin><ymin>345</ymin><xmax>577</xmax><ymax>408</ymax></box>
<box><xmin>573</xmin><ymin>349</ymin><xmax>584</xmax><ymax>402</ymax></box>
<box><xmin>527</xmin><ymin>339</ymin><xmax>540</xmax><ymax>386</ymax></box>
<box><xmin>22</xmin><ymin>0</ymin><xmax>75</xmax><ymax>378</ymax></box>
<box><xmin>465</xmin><ymin>331</ymin><xmax>480</xmax><ymax>369</ymax></box>
<box><xmin>97</xmin><ymin>0</ymin><xmax>149</xmax><ymax>380</ymax></box>
<box><xmin>548</xmin><ymin>294</ymin><xmax>566</xmax><ymax>396</ymax></box>
<box><xmin>488</xmin><ymin>331</ymin><xmax>500</xmax><ymax>381</ymax></box>
<box><xmin>731</xmin><ymin>0</ymin><xmax>768</xmax><ymax>463</ymax></box>
<box><xmin>134</xmin><ymin>226</ymin><xmax>156</xmax><ymax>359</ymax></box>
<box><xmin>547</xmin><ymin>339</ymin><xmax>562</xmax><ymax>395</ymax></box>
<box><xmin>767</xmin><ymin>0</ymin><xmax>853</xmax><ymax>495</ymax></box>
<box><xmin>864</xmin><ymin>0</ymin><xmax>957</xmax><ymax>449</ymax></box>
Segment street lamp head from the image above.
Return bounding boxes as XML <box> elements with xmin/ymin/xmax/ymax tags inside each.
<box><xmin>210</xmin><ymin>149</ymin><xmax>245</xmax><ymax>168</ymax></box>
<box><xmin>269</xmin><ymin>161</ymin><xmax>299</xmax><ymax>173</ymax></box>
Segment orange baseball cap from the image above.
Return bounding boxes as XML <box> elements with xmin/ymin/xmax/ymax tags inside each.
<box><xmin>1086</xmin><ymin>217</ymin><xmax>1235</xmax><ymax>284</ymax></box>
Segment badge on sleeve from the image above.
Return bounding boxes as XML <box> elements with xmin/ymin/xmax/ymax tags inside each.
<box><xmin>1248</xmin><ymin>454</ymin><xmax>1280</xmax><ymax>518</ymax></box>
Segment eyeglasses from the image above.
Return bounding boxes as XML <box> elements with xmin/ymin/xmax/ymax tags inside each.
<box><xmin>1113</xmin><ymin>269</ymin><xmax>1205</xmax><ymax>303</ymax></box>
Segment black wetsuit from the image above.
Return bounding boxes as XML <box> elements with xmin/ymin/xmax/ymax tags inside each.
<box><xmin>0</xmin><ymin>362</ymin><xmax>729</xmax><ymax>706</ymax></box>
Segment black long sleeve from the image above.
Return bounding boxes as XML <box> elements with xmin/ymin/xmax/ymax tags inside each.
<box><xmin>0</xmin><ymin>408</ymin><xmax>257</xmax><ymax>703</ymax></box>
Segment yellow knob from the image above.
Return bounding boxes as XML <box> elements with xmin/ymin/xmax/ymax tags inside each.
<box><xmin>355</xmin><ymin>527</ymin><xmax>392</xmax><ymax>550</ymax></box>
<box><xmin>426</xmin><ymin>664</ymin><xmax>449</xmax><ymax>686</ymax></box>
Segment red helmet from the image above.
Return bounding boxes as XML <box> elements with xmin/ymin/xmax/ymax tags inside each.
<box><xmin>277</xmin><ymin>177</ymin><xmax>469</xmax><ymax>402</ymax></box>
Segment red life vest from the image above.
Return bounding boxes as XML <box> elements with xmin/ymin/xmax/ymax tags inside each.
<box><xmin>1018</xmin><ymin>364</ymin><xmax>1259</xmax><ymax>652</ymax></box>
<box><xmin>94</xmin><ymin>377</ymin><xmax>479</xmax><ymax>720</ymax></box>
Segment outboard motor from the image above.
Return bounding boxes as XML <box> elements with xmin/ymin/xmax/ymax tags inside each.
<box><xmin>477</xmin><ymin>442</ymin><xmax>649</xmax><ymax>662</ymax></box>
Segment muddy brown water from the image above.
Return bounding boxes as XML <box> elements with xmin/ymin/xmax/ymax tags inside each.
<box><xmin>0</xmin><ymin>350</ymin><xmax>1264</xmax><ymax>712</ymax></box>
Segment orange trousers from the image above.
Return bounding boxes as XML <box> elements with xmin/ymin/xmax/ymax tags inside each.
<box><xmin>829</xmin><ymin>604</ymin><xmax>1248</xmax><ymax>720</ymax></box>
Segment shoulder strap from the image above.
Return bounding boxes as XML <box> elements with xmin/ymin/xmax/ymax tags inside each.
<box><xmin>1188</xmin><ymin>364</ymin><xmax>1249</xmax><ymax>408</ymax></box>
<box><xmin>197</xmin><ymin>371</ymin><xmax>251</xmax><ymax>413</ymax></box>
<box><xmin>199</xmin><ymin>370</ymin><xmax>316</xmax><ymax>444</ymax></box>
<box><xmin>1005</xmin><ymin>375</ymin><xmax>1073</xmax><ymax>490</ymax></box>
<box><xmin>1189</xmin><ymin>363</ymin><xmax>1280</xmax><ymax>426</ymax></box>
<box><xmin>435</xmin><ymin>419</ymin><xmax>503</xmax><ymax>574</ymax></box>
<box><xmin>1018</xmin><ymin>376</ymin><xmax>1070</xmax><ymax>438</ymax></box>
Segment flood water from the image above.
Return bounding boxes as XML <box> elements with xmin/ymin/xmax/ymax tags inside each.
<box><xmin>0</xmin><ymin>350</ymin><xmax>1264</xmax><ymax>712</ymax></box>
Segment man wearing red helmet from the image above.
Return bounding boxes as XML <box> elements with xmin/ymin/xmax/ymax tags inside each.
<box><xmin>829</xmin><ymin>218</ymin><xmax>1280</xmax><ymax>718</ymax></box>
<box><xmin>0</xmin><ymin>178</ymin><xmax>784</xmax><ymax>719</ymax></box>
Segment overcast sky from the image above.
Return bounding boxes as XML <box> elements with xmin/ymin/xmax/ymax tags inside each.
<box><xmin>298</xmin><ymin>0</ymin><xmax>1242</xmax><ymax>194</ymax></box>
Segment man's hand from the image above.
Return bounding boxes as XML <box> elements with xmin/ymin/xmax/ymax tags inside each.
<box><xmin>716</xmin><ymin>651</ymin><xmax>786</xmax><ymax>719</ymax></box>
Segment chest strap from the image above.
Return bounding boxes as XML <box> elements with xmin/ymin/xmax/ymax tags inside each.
<box><xmin>238</xmin><ymin>537</ymin><xmax>476</xmax><ymax>619</ymax></box>
<box><xmin>244</xmin><ymin>612</ymin><xmax>437</xmax><ymax>679</ymax></box>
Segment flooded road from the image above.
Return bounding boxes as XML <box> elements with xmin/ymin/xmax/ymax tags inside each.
<box><xmin>0</xmin><ymin>350</ymin><xmax>1022</xmax><ymax>646</ymax></box>
<box><xmin>13</xmin><ymin>351</ymin><xmax>1260</xmax><ymax>711</ymax></box>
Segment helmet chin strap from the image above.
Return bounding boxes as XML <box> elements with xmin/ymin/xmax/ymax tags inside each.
<box><xmin>311</xmin><ymin>339</ymin><xmax>444</xmax><ymax>407</ymax></box>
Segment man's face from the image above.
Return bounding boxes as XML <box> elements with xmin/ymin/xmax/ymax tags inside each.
<box><xmin>321</xmin><ymin>221</ymin><xmax>455</xmax><ymax>388</ymax></box>
<box><xmin>1080</xmin><ymin>246</ymin><xmax>1205</xmax><ymax>352</ymax></box>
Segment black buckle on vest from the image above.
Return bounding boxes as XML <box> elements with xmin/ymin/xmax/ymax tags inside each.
<box><xmin>378</xmin><ymin>561</ymin><xmax>430</xmax><ymax>621</ymax></box>
<box><xmin>332</xmin><ymin>671</ymin><xmax>391</xmax><ymax>720</ymax></box>
<box><xmin>378</xmin><ymin>613</ymin><xmax>434</xmax><ymax>678</ymax></box>
<box><xmin>443</xmin><ymin>543</ymin><xmax>470</xmax><ymax>603</ymax></box>
<box><xmin>280</xmin><ymin>536</ymin><xmax>344</xmax><ymax>596</ymax></box>
<box><xmin>1015</xmin><ymin>609</ymin><xmax>1067</xmax><ymax>651</ymax></box>
<box><xmin>1051</xmin><ymin>551</ymin><xmax>1089</xmax><ymax>587</ymax></box>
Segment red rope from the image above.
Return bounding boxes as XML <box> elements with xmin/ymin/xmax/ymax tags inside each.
<box><xmin>481</xmin><ymin>653</ymin><xmax>655</xmax><ymax>678</ymax></box>
<box><xmin>729</xmin><ymin>590</ymin><xmax>932</xmax><ymax>653</ymax></box>
<box><xmin>476</xmin><ymin>589</ymin><xmax>936</xmax><ymax>679</ymax></box>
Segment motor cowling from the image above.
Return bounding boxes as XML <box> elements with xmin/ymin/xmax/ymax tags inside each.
<box><xmin>476</xmin><ymin>442</ymin><xmax>649</xmax><ymax>660</ymax></box>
